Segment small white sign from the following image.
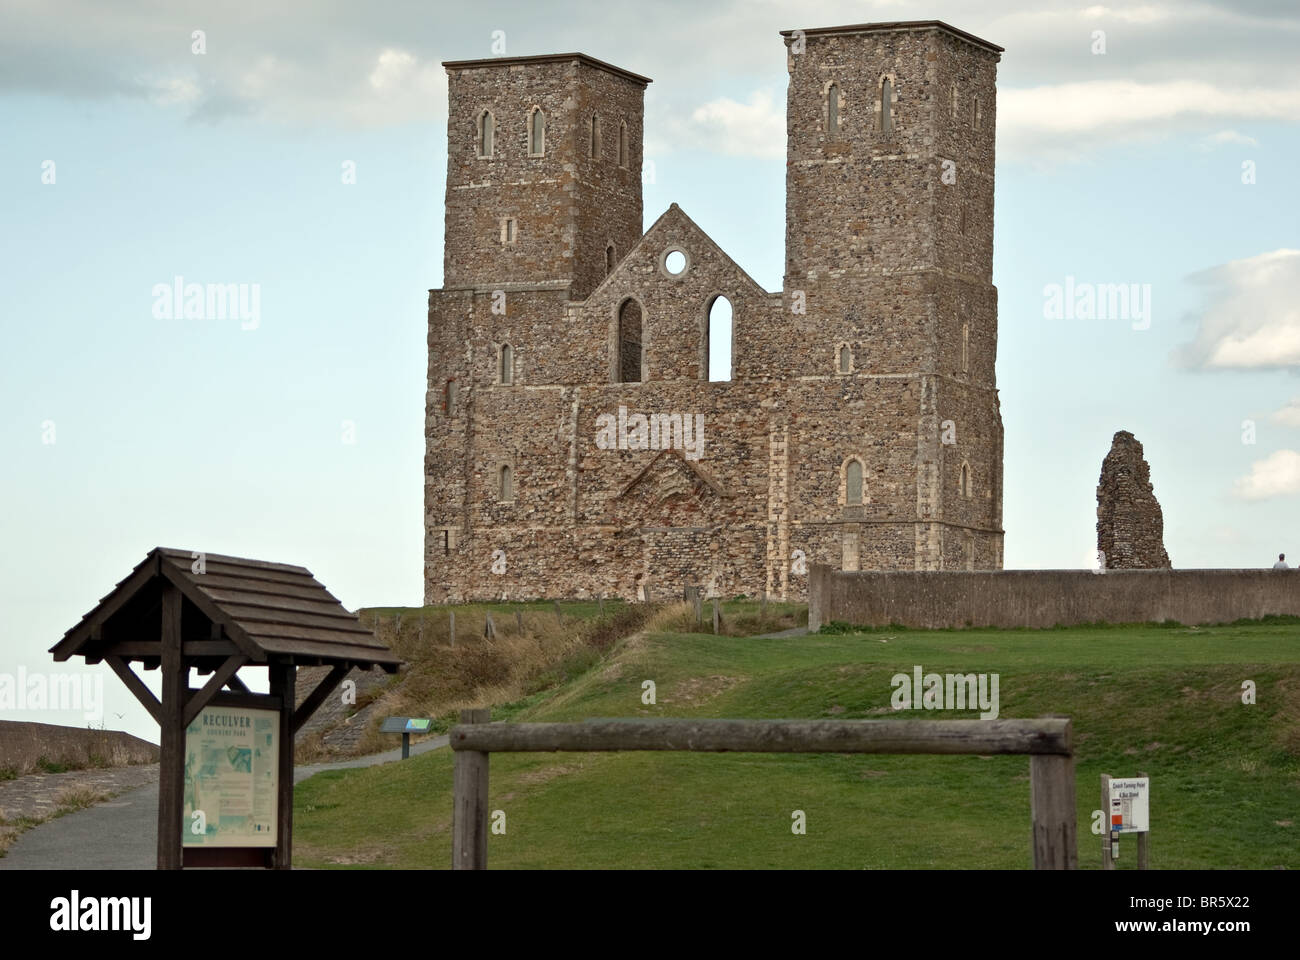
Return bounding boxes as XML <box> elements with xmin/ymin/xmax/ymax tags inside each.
<box><xmin>1109</xmin><ymin>777</ymin><xmax>1149</xmax><ymax>833</ymax></box>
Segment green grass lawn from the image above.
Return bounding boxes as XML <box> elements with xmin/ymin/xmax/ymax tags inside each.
<box><xmin>293</xmin><ymin>616</ymin><xmax>1300</xmax><ymax>869</ymax></box>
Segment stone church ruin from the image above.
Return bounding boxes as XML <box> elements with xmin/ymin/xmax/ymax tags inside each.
<box><xmin>425</xmin><ymin>21</ymin><xmax>1006</xmax><ymax>602</ymax></box>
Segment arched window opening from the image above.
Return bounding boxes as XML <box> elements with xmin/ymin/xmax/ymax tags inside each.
<box><xmin>974</xmin><ymin>97</ymin><xmax>981</xmax><ymax>130</ymax></box>
<box><xmin>590</xmin><ymin>114</ymin><xmax>601</xmax><ymax>159</ymax></box>
<box><xmin>605</xmin><ymin>244</ymin><xmax>615</xmax><ymax>277</ymax></box>
<box><xmin>880</xmin><ymin>78</ymin><xmax>894</xmax><ymax>135</ymax></box>
<box><xmin>951</xmin><ymin>85</ymin><xmax>958</xmax><ymax>119</ymax></box>
<box><xmin>960</xmin><ymin>462</ymin><xmax>972</xmax><ymax>499</ymax></box>
<box><xmin>846</xmin><ymin>459</ymin><xmax>864</xmax><ymax>506</ymax></box>
<box><xmin>961</xmin><ymin>323</ymin><xmax>969</xmax><ymax>372</ymax></box>
<box><xmin>499</xmin><ymin>343</ymin><xmax>513</xmax><ymax>385</ymax></box>
<box><xmin>838</xmin><ymin>344</ymin><xmax>851</xmax><ymax>374</ymax></box>
<box><xmin>530</xmin><ymin>108</ymin><xmax>545</xmax><ymax>155</ymax></box>
<box><xmin>827</xmin><ymin>83</ymin><xmax>839</xmax><ymax>136</ymax></box>
<box><xmin>706</xmin><ymin>296</ymin><xmax>733</xmax><ymax>382</ymax></box>
<box><xmin>499</xmin><ymin>464</ymin><xmax>513</xmax><ymax>501</ymax></box>
<box><xmin>446</xmin><ymin>378</ymin><xmax>458</xmax><ymax>415</ymax></box>
<box><xmin>619</xmin><ymin>121</ymin><xmax>629</xmax><ymax>167</ymax></box>
<box><xmin>478</xmin><ymin>110</ymin><xmax>495</xmax><ymax>157</ymax></box>
<box><xmin>617</xmin><ymin>298</ymin><xmax>642</xmax><ymax>383</ymax></box>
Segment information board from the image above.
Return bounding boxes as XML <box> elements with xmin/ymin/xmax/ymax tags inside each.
<box><xmin>1108</xmin><ymin>777</ymin><xmax>1150</xmax><ymax>833</ymax></box>
<box><xmin>182</xmin><ymin>706</ymin><xmax>278</xmax><ymax>848</ymax></box>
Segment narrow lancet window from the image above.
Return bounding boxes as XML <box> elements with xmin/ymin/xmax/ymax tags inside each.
<box><xmin>530</xmin><ymin>108</ymin><xmax>545</xmax><ymax>155</ymax></box>
<box><xmin>846</xmin><ymin>459</ymin><xmax>864</xmax><ymax>505</ymax></box>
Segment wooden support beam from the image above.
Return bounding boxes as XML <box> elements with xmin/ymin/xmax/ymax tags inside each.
<box><xmin>156</xmin><ymin>582</ymin><xmax>185</xmax><ymax>871</ymax></box>
<box><xmin>105</xmin><ymin>655</ymin><xmax>162</xmax><ymax>724</ymax></box>
<box><xmin>291</xmin><ymin>662</ymin><xmax>350</xmax><ymax>735</ymax></box>
<box><xmin>452</xmin><ymin>708</ymin><xmax>490</xmax><ymax>870</ymax></box>
<box><xmin>268</xmin><ymin>662</ymin><xmax>296</xmax><ymax>870</ymax></box>
<box><xmin>224</xmin><ymin>673</ymin><xmax>250</xmax><ymax>694</ymax></box>
<box><xmin>108</xmin><ymin>640</ymin><xmax>240</xmax><ymax>658</ymax></box>
<box><xmin>182</xmin><ymin>655</ymin><xmax>248</xmax><ymax>727</ymax></box>
<box><xmin>449</xmin><ymin>717</ymin><xmax>1073</xmax><ymax>756</ymax></box>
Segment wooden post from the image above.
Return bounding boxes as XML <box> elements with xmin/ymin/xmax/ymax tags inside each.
<box><xmin>418</xmin><ymin>614</ymin><xmax>424</xmax><ymax>645</ymax></box>
<box><xmin>269</xmin><ymin>661</ymin><xmax>296</xmax><ymax>870</ymax></box>
<box><xmin>449</xmin><ymin>610</ymin><xmax>456</xmax><ymax>648</ymax></box>
<box><xmin>598</xmin><ymin>594</ymin><xmax>605</xmax><ymax>617</ymax></box>
<box><xmin>1136</xmin><ymin>769</ymin><xmax>1148</xmax><ymax>870</ymax></box>
<box><xmin>452</xmin><ymin>708</ymin><xmax>491</xmax><ymax>870</ymax></box>
<box><xmin>712</xmin><ymin>598</ymin><xmax>720</xmax><ymax>635</ymax></box>
<box><xmin>515</xmin><ymin>609</ymin><xmax>523</xmax><ymax>634</ymax></box>
<box><xmin>554</xmin><ymin>600</ymin><xmax>562</xmax><ymax>621</ymax></box>
<box><xmin>484</xmin><ymin>612</ymin><xmax>496</xmax><ymax>639</ymax></box>
<box><xmin>1101</xmin><ymin>773</ymin><xmax>1114</xmax><ymax>870</ymax></box>
<box><xmin>695</xmin><ymin>592</ymin><xmax>703</xmax><ymax>625</ymax></box>
<box><xmin>1030</xmin><ymin>753</ymin><xmax>1078</xmax><ymax>869</ymax></box>
<box><xmin>156</xmin><ymin>583</ymin><xmax>185</xmax><ymax>870</ymax></box>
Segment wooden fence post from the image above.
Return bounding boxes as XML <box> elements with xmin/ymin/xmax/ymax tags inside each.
<box><xmin>695</xmin><ymin>593</ymin><xmax>703</xmax><ymax>625</ymax></box>
<box><xmin>712</xmin><ymin>598</ymin><xmax>720</xmax><ymax>635</ymax></box>
<box><xmin>484</xmin><ymin>612</ymin><xmax>496</xmax><ymax>640</ymax></box>
<box><xmin>598</xmin><ymin>594</ymin><xmax>605</xmax><ymax>617</ymax></box>
<box><xmin>515</xmin><ymin>609</ymin><xmax>523</xmax><ymax>634</ymax></box>
<box><xmin>452</xmin><ymin>708</ymin><xmax>491</xmax><ymax>870</ymax></box>
<box><xmin>1136</xmin><ymin>769</ymin><xmax>1148</xmax><ymax>870</ymax></box>
<box><xmin>1101</xmin><ymin>773</ymin><xmax>1114</xmax><ymax>870</ymax></box>
<box><xmin>554</xmin><ymin>600</ymin><xmax>562</xmax><ymax>621</ymax></box>
<box><xmin>1030</xmin><ymin>752</ymin><xmax>1078</xmax><ymax>869</ymax></box>
<box><xmin>449</xmin><ymin>610</ymin><xmax>456</xmax><ymax>648</ymax></box>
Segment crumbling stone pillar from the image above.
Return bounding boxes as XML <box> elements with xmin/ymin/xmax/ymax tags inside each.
<box><xmin>1096</xmin><ymin>430</ymin><xmax>1171</xmax><ymax>569</ymax></box>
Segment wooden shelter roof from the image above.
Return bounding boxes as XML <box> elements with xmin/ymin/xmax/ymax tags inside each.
<box><xmin>50</xmin><ymin>548</ymin><xmax>401</xmax><ymax>672</ymax></box>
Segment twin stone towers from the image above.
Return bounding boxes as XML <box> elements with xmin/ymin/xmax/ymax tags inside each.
<box><xmin>425</xmin><ymin>20</ymin><xmax>1005</xmax><ymax>603</ymax></box>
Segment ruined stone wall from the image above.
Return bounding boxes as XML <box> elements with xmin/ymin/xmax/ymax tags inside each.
<box><xmin>1097</xmin><ymin>430</ymin><xmax>1171</xmax><ymax>569</ymax></box>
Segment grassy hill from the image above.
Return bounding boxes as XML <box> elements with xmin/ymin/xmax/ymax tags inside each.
<box><xmin>293</xmin><ymin>607</ymin><xmax>1300</xmax><ymax>869</ymax></box>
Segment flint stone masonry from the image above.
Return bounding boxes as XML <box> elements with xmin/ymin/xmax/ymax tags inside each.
<box><xmin>809</xmin><ymin>565</ymin><xmax>1300</xmax><ymax>631</ymax></box>
<box><xmin>1097</xmin><ymin>430</ymin><xmax>1171</xmax><ymax>570</ymax></box>
<box><xmin>427</xmin><ymin>22</ymin><xmax>1007</xmax><ymax>603</ymax></box>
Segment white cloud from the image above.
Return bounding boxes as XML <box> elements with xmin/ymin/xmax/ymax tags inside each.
<box><xmin>1079</xmin><ymin>5</ymin><xmax>1172</xmax><ymax>24</ymax></box>
<box><xmin>1173</xmin><ymin>249</ymin><xmax>1300</xmax><ymax>369</ymax></box>
<box><xmin>654</xmin><ymin>89</ymin><xmax>786</xmax><ymax>158</ymax></box>
<box><xmin>1234</xmin><ymin>449</ymin><xmax>1300</xmax><ymax>499</ymax></box>
<box><xmin>1270</xmin><ymin>398</ymin><xmax>1300</xmax><ymax>426</ymax></box>
<box><xmin>999</xmin><ymin>80</ymin><xmax>1300</xmax><ymax>159</ymax></box>
<box><xmin>1203</xmin><ymin>129</ymin><xmax>1259</xmax><ymax>147</ymax></box>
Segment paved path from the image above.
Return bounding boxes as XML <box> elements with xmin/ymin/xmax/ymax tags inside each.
<box><xmin>0</xmin><ymin>735</ymin><xmax>448</xmax><ymax>870</ymax></box>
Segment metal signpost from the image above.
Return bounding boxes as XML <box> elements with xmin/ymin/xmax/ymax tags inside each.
<box><xmin>1102</xmin><ymin>773</ymin><xmax>1150</xmax><ymax>869</ymax></box>
<box><xmin>381</xmin><ymin>716</ymin><xmax>435</xmax><ymax>759</ymax></box>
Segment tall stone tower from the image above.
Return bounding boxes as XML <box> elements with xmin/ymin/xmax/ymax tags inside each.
<box><xmin>780</xmin><ymin>21</ymin><xmax>1004</xmax><ymax>570</ymax></box>
<box><xmin>426</xmin><ymin>54</ymin><xmax>650</xmax><ymax>601</ymax></box>
<box><xmin>439</xmin><ymin>53</ymin><xmax>649</xmax><ymax>298</ymax></box>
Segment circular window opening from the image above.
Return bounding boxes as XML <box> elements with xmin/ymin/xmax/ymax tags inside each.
<box><xmin>664</xmin><ymin>250</ymin><xmax>687</xmax><ymax>275</ymax></box>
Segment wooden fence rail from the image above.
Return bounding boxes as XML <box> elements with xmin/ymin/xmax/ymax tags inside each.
<box><xmin>450</xmin><ymin>713</ymin><xmax>1076</xmax><ymax>871</ymax></box>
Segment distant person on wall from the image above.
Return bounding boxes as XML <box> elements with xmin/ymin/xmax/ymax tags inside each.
<box><xmin>1273</xmin><ymin>553</ymin><xmax>1289</xmax><ymax>569</ymax></box>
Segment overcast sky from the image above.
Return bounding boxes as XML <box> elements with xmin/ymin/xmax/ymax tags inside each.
<box><xmin>3</xmin><ymin>0</ymin><xmax>1299</xmax><ymax>740</ymax></box>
